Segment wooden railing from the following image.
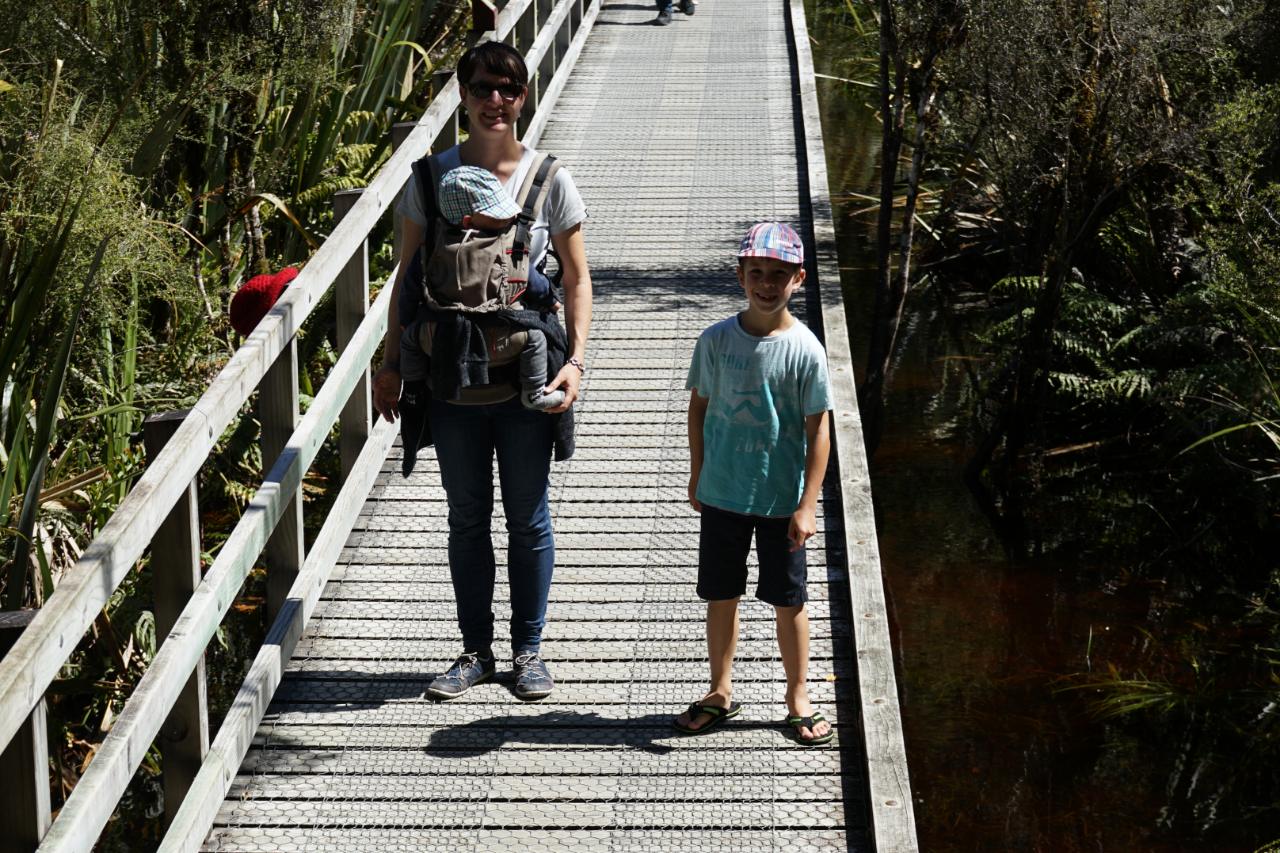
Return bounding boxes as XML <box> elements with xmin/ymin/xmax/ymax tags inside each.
<box><xmin>0</xmin><ymin>2</ymin><xmax>601</xmax><ymax>850</ymax></box>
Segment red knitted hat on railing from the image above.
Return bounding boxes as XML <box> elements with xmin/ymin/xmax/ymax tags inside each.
<box><xmin>229</xmin><ymin>267</ymin><xmax>299</xmax><ymax>337</ymax></box>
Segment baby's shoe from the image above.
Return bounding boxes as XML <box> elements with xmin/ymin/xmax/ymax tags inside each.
<box><xmin>523</xmin><ymin>386</ymin><xmax>566</xmax><ymax>411</ymax></box>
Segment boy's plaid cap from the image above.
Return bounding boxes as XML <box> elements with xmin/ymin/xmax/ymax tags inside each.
<box><xmin>438</xmin><ymin>166</ymin><xmax>522</xmax><ymax>226</ymax></box>
<box><xmin>737</xmin><ymin>221</ymin><xmax>804</xmax><ymax>265</ymax></box>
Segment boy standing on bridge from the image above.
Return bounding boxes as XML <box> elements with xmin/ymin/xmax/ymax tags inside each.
<box><xmin>673</xmin><ymin>222</ymin><xmax>835</xmax><ymax>746</ymax></box>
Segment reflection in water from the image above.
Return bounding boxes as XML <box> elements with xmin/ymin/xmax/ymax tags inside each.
<box><xmin>802</xmin><ymin>2</ymin><xmax>1263</xmax><ymax>850</ymax></box>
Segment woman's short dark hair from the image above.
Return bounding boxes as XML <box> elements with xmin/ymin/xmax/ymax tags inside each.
<box><xmin>457</xmin><ymin>40</ymin><xmax>529</xmax><ymax>86</ymax></box>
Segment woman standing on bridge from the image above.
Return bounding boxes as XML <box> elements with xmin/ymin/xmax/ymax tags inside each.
<box><xmin>372</xmin><ymin>40</ymin><xmax>592</xmax><ymax>702</ymax></box>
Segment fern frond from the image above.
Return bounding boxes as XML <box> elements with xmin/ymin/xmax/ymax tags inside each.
<box><xmin>290</xmin><ymin>175</ymin><xmax>368</xmax><ymax>210</ymax></box>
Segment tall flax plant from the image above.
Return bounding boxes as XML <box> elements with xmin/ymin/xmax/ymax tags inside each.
<box><xmin>0</xmin><ymin>66</ymin><xmax>94</xmax><ymax>607</ymax></box>
<box><xmin>0</xmin><ymin>66</ymin><xmax>182</xmax><ymax>606</ymax></box>
<box><xmin>3</xmin><ymin>237</ymin><xmax>108</xmax><ymax>608</ymax></box>
<box><xmin>256</xmin><ymin>0</ymin><xmax>443</xmax><ymax>263</ymax></box>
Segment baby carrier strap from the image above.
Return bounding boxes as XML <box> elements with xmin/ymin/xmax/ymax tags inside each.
<box><xmin>511</xmin><ymin>153</ymin><xmax>561</xmax><ymax>269</ymax></box>
<box><xmin>413</xmin><ymin>154</ymin><xmax>441</xmax><ymax>223</ymax></box>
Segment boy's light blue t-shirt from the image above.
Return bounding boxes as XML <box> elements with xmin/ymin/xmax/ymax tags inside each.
<box><xmin>686</xmin><ymin>316</ymin><xmax>833</xmax><ymax>518</ymax></box>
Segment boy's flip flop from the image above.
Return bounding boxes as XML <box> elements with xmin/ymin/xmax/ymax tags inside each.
<box><xmin>672</xmin><ymin>701</ymin><xmax>742</xmax><ymax>735</ymax></box>
<box><xmin>785</xmin><ymin>711</ymin><xmax>835</xmax><ymax>746</ymax></box>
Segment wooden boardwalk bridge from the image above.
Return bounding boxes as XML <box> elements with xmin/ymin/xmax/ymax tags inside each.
<box><xmin>0</xmin><ymin>1</ymin><xmax>914</xmax><ymax>851</ymax></box>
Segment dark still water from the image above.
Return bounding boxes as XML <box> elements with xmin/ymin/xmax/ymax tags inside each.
<box><xmin>801</xmin><ymin>3</ymin><xmax>1270</xmax><ymax>852</ymax></box>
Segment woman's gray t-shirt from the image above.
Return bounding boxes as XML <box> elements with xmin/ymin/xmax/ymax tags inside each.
<box><xmin>396</xmin><ymin>143</ymin><xmax>587</xmax><ymax>270</ymax></box>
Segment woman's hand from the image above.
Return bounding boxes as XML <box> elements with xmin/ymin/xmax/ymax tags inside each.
<box><xmin>373</xmin><ymin>364</ymin><xmax>402</xmax><ymax>422</ymax></box>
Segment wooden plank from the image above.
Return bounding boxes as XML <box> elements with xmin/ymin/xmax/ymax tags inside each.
<box><xmin>199</xmin><ymin>828</ymin><xmax>853</xmax><ymax>852</ymax></box>
<box><xmin>206</xmin><ymin>799</ymin><xmax>845</xmax><ymax>829</ymax></box>
<box><xmin>142</xmin><ymin>413</ymin><xmax>210</xmax><ymax>829</ymax></box>
<box><xmin>238</xmin><ymin>745</ymin><xmax>848</xmax><ymax>777</ymax></box>
<box><xmin>268</xmin><ymin>679</ymin><xmax>844</xmax><ymax>708</ymax></box>
<box><xmin>227</xmin><ymin>772</ymin><xmax>844</xmax><ymax>801</ymax></box>
<box><xmin>786</xmin><ymin>0</ymin><xmax>918</xmax><ymax>849</ymax></box>
<box><xmin>260</xmin><ymin>337</ymin><xmax>304</xmax><ymax>621</ymax></box>
<box><xmin>295</xmin><ymin>618</ymin><xmax>846</xmax><ymax>644</ymax></box>
<box><xmin>279</xmin><ymin>658</ymin><xmax>846</xmax><ymax>683</ymax></box>
<box><xmin>247</xmin><ymin>722</ymin><xmax>841</xmax><ymax>751</ymax></box>
<box><xmin>258</xmin><ymin>699</ymin><xmax>847</xmax><ymax>727</ymax></box>
<box><xmin>288</xmin><ymin>599</ymin><xmax>839</xmax><ymax>623</ymax></box>
<box><xmin>333</xmin><ymin>188</ymin><xmax>371</xmax><ymax>483</ymax></box>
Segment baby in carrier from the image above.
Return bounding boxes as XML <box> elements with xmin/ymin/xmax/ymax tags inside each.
<box><xmin>434</xmin><ymin>165</ymin><xmax>565</xmax><ymax>411</ymax></box>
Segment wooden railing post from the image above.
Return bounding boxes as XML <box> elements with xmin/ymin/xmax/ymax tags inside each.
<box><xmin>334</xmin><ymin>189</ymin><xmax>370</xmax><ymax>483</ymax></box>
<box><xmin>471</xmin><ymin>0</ymin><xmax>498</xmax><ymax>40</ymax></box>
<box><xmin>517</xmin><ymin>2</ymin><xmax>539</xmax><ymax>139</ymax></box>
<box><xmin>555</xmin><ymin>7</ymin><xmax>572</xmax><ymax>67</ymax></box>
<box><xmin>142</xmin><ymin>411</ymin><xmax>210</xmax><ymax>827</ymax></box>
<box><xmin>0</xmin><ymin>611</ymin><xmax>50</xmax><ymax>853</ymax></box>
<box><xmin>259</xmin><ymin>338</ymin><xmax>304</xmax><ymax>622</ymax></box>
<box><xmin>391</xmin><ymin>121</ymin><xmax>417</xmax><ymax>264</ymax></box>
<box><xmin>429</xmin><ymin>71</ymin><xmax>459</xmax><ymax>155</ymax></box>
<box><xmin>570</xmin><ymin>0</ymin><xmax>583</xmax><ymax>37</ymax></box>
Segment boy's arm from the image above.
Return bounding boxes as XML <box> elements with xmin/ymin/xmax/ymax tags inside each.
<box><xmin>789</xmin><ymin>410</ymin><xmax>831</xmax><ymax>551</ymax></box>
<box><xmin>373</xmin><ymin>217</ymin><xmax>425</xmax><ymax>422</ymax></box>
<box><xmin>687</xmin><ymin>390</ymin><xmax>709</xmax><ymax>511</ymax></box>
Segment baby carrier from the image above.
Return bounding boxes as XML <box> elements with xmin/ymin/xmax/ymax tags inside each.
<box><xmin>397</xmin><ymin>151</ymin><xmax>575</xmax><ymax>476</ymax></box>
<box><xmin>403</xmin><ymin>152</ymin><xmax>562</xmax><ymax>403</ymax></box>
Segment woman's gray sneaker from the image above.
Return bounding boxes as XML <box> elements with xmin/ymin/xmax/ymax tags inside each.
<box><xmin>512</xmin><ymin>651</ymin><xmax>554</xmax><ymax>700</ymax></box>
<box><xmin>427</xmin><ymin>651</ymin><xmax>495</xmax><ymax>699</ymax></box>
<box><xmin>681</xmin><ymin>0</ymin><xmax>695</xmax><ymax>14</ymax></box>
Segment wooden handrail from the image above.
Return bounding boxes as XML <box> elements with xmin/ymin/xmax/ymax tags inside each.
<box><xmin>0</xmin><ymin>2</ymin><xmax>601</xmax><ymax>850</ymax></box>
<box><xmin>37</xmin><ymin>274</ymin><xmax>395</xmax><ymax>853</ymax></box>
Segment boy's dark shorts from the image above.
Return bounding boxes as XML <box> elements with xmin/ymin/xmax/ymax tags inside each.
<box><xmin>697</xmin><ymin>503</ymin><xmax>807</xmax><ymax>607</ymax></box>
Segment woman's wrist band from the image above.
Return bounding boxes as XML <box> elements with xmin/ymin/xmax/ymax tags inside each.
<box><xmin>567</xmin><ymin>356</ymin><xmax>586</xmax><ymax>374</ymax></box>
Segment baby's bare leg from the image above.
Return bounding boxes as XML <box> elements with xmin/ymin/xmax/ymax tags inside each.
<box><xmin>518</xmin><ymin>329</ymin><xmax>565</xmax><ymax>411</ymax></box>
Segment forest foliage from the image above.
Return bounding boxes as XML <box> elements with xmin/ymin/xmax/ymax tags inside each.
<box><xmin>845</xmin><ymin>0</ymin><xmax>1280</xmax><ymax>842</ymax></box>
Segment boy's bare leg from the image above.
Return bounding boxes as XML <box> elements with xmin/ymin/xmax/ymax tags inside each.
<box><xmin>776</xmin><ymin>603</ymin><xmax>831</xmax><ymax>741</ymax></box>
<box><xmin>674</xmin><ymin>597</ymin><xmax>740</xmax><ymax>731</ymax></box>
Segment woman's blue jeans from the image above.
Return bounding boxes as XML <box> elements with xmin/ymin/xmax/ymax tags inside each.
<box><xmin>428</xmin><ymin>396</ymin><xmax>556</xmax><ymax>656</ymax></box>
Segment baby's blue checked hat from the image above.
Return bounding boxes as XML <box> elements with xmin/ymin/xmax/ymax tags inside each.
<box><xmin>438</xmin><ymin>166</ymin><xmax>522</xmax><ymax>226</ymax></box>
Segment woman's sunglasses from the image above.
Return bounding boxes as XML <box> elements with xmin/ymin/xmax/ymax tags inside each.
<box><xmin>465</xmin><ymin>81</ymin><xmax>526</xmax><ymax>102</ymax></box>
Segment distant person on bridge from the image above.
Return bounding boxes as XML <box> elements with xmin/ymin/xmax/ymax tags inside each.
<box><xmin>674</xmin><ymin>222</ymin><xmax>835</xmax><ymax>746</ymax></box>
<box><xmin>654</xmin><ymin>0</ymin><xmax>696</xmax><ymax>26</ymax></box>
<box><xmin>373</xmin><ymin>40</ymin><xmax>591</xmax><ymax>703</ymax></box>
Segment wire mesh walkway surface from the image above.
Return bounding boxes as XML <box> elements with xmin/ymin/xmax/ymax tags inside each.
<box><xmin>205</xmin><ymin>1</ymin><xmax>871</xmax><ymax>849</ymax></box>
